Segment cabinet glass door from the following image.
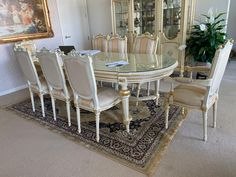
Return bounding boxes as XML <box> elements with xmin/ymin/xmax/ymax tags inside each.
<box><xmin>133</xmin><ymin>0</ymin><xmax>156</xmax><ymax>35</ymax></box>
<box><xmin>163</xmin><ymin>0</ymin><xmax>181</xmax><ymax>39</ymax></box>
<box><xmin>113</xmin><ymin>0</ymin><xmax>129</xmax><ymax>37</ymax></box>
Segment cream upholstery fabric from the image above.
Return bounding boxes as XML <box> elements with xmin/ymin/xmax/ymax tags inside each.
<box><xmin>173</xmin><ymin>84</ymin><xmax>206</xmax><ymax>107</ymax></box>
<box><xmin>75</xmin><ymin>88</ymin><xmax>120</xmax><ymax>108</ymax></box>
<box><xmin>63</xmin><ymin>54</ymin><xmax>121</xmax><ymax>142</ymax></box>
<box><xmin>132</xmin><ymin>32</ymin><xmax>159</xmax><ymax>103</ymax></box>
<box><xmin>132</xmin><ymin>32</ymin><xmax>158</xmax><ymax>54</ymax></box>
<box><xmin>15</xmin><ymin>49</ymin><xmax>38</xmax><ymax>85</ymax></box>
<box><xmin>31</xmin><ymin>77</ymin><xmax>48</xmax><ymax>93</ymax></box>
<box><xmin>92</xmin><ymin>34</ymin><xmax>108</xmax><ymax>52</ymax></box>
<box><xmin>14</xmin><ymin>40</ymin><xmax>37</xmax><ymax>60</ymax></box>
<box><xmin>37</xmin><ymin>49</ymin><xmax>72</xmax><ymax>126</ymax></box>
<box><xmin>14</xmin><ymin>48</ymin><xmax>48</xmax><ymax>117</ymax></box>
<box><xmin>165</xmin><ymin>39</ymin><xmax>234</xmax><ymax>141</ymax></box>
<box><xmin>108</xmin><ymin>34</ymin><xmax>127</xmax><ymax>53</ymax></box>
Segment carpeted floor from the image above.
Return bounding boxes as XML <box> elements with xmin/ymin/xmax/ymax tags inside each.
<box><xmin>6</xmin><ymin>93</ymin><xmax>186</xmax><ymax>176</ymax></box>
<box><xmin>1</xmin><ymin>61</ymin><xmax>236</xmax><ymax>177</ymax></box>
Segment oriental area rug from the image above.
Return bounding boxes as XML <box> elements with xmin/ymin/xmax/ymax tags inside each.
<box><xmin>7</xmin><ymin>92</ymin><xmax>187</xmax><ymax>176</ymax></box>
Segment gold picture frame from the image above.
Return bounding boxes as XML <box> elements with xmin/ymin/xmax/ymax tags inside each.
<box><xmin>0</xmin><ymin>0</ymin><xmax>54</xmax><ymax>44</ymax></box>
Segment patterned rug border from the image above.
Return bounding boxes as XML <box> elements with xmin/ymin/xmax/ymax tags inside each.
<box><xmin>4</xmin><ymin>103</ymin><xmax>187</xmax><ymax>176</ymax></box>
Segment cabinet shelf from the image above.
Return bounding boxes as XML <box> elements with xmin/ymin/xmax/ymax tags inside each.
<box><xmin>115</xmin><ymin>12</ymin><xmax>128</xmax><ymax>15</ymax></box>
<box><xmin>164</xmin><ymin>7</ymin><xmax>181</xmax><ymax>11</ymax></box>
<box><xmin>111</xmin><ymin>0</ymin><xmax>196</xmax><ymax>74</ymax></box>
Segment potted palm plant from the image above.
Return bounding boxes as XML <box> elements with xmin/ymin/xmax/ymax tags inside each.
<box><xmin>186</xmin><ymin>9</ymin><xmax>226</xmax><ymax>64</ymax></box>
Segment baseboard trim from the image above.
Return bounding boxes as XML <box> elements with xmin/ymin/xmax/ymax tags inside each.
<box><xmin>0</xmin><ymin>85</ymin><xmax>28</xmax><ymax>97</ymax></box>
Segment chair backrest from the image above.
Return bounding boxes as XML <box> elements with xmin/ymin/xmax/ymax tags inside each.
<box><xmin>63</xmin><ymin>55</ymin><xmax>99</xmax><ymax>108</ymax></box>
<box><xmin>132</xmin><ymin>32</ymin><xmax>158</xmax><ymax>54</ymax></box>
<box><xmin>208</xmin><ymin>39</ymin><xmax>233</xmax><ymax>96</ymax></box>
<box><xmin>108</xmin><ymin>34</ymin><xmax>127</xmax><ymax>53</ymax></box>
<box><xmin>37</xmin><ymin>49</ymin><xmax>67</xmax><ymax>92</ymax></box>
<box><xmin>14</xmin><ymin>48</ymin><xmax>40</xmax><ymax>87</ymax></box>
<box><xmin>92</xmin><ymin>34</ymin><xmax>109</xmax><ymax>52</ymax></box>
<box><xmin>14</xmin><ymin>40</ymin><xmax>37</xmax><ymax>59</ymax></box>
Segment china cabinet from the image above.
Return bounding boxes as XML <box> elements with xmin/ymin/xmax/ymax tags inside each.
<box><xmin>111</xmin><ymin>0</ymin><xmax>196</xmax><ymax>76</ymax></box>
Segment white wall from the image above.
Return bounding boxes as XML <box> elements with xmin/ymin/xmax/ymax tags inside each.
<box><xmin>227</xmin><ymin>0</ymin><xmax>236</xmax><ymax>50</ymax></box>
<box><xmin>195</xmin><ymin>0</ymin><xmax>230</xmax><ymax>19</ymax></box>
<box><xmin>0</xmin><ymin>0</ymin><xmax>235</xmax><ymax>96</ymax></box>
<box><xmin>87</xmin><ymin>0</ymin><xmax>112</xmax><ymax>36</ymax></box>
<box><xmin>195</xmin><ymin>0</ymin><xmax>235</xmax><ymax>49</ymax></box>
<box><xmin>0</xmin><ymin>0</ymin><xmax>64</xmax><ymax>95</ymax></box>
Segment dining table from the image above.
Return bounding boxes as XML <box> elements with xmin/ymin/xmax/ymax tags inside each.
<box><xmin>90</xmin><ymin>52</ymin><xmax>178</xmax><ymax>133</ymax></box>
<box><xmin>34</xmin><ymin>51</ymin><xmax>178</xmax><ymax>133</ymax></box>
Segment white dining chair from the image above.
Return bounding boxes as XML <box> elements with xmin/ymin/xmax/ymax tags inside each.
<box><xmin>63</xmin><ymin>54</ymin><xmax>121</xmax><ymax>142</ymax></box>
<box><xmin>108</xmin><ymin>34</ymin><xmax>127</xmax><ymax>53</ymax></box>
<box><xmin>14</xmin><ymin>48</ymin><xmax>48</xmax><ymax>117</ymax></box>
<box><xmin>132</xmin><ymin>32</ymin><xmax>159</xmax><ymax>104</ymax></box>
<box><xmin>92</xmin><ymin>34</ymin><xmax>109</xmax><ymax>52</ymax></box>
<box><xmin>164</xmin><ymin>39</ymin><xmax>233</xmax><ymax>141</ymax></box>
<box><xmin>37</xmin><ymin>49</ymin><xmax>72</xmax><ymax>126</ymax></box>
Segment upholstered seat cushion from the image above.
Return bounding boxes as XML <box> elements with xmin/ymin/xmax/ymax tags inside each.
<box><xmin>173</xmin><ymin>84</ymin><xmax>207</xmax><ymax>107</ymax></box>
<box><xmin>31</xmin><ymin>77</ymin><xmax>48</xmax><ymax>93</ymax></box>
<box><xmin>76</xmin><ymin>87</ymin><xmax>120</xmax><ymax>109</ymax></box>
<box><xmin>51</xmin><ymin>83</ymin><xmax>73</xmax><ymax>100</ymax></box>
<box><xmin>97</xmin><ymin>87</ymin><xmax>120</xmax><ymax>108</ymax></box>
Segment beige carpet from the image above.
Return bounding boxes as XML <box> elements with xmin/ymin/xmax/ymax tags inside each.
<box><xmin>6</xmin><ymin>90</ymin><xmax>188</xmax><ymax>176</ymax></box>
<box><xmin>0</xmin><ymin>61</ymin><xmax>236</xmax><ymax>177</ymax></box>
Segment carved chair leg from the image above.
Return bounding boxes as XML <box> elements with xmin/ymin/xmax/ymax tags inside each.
<box><xmin>181</xmin><ymin>107</ymin><xmax>185</xmax><ymax>115</ymax></box>
<box><xmin>66</xmin><ymin>100</ymin><xmax>71</xmax><ymax>126</ymax></box>
<box><xmin>76</xmin><ymin>105</ymin><xmax>81</xmax><ymax>133</ymax></box>
<box><xmin>155</xmin><ymin>80</ymin><xmax>160</xmax><ymax>106</ymax></box>
<box><xmin>95</xmin><ymin>111</ymin><xmax>101</xmax><ymax>142</ymax></box>
<box><xmin>213</xmin><ymin>100</ymin><xmax>217</xmax><ymax>128</ymax></box>
<box><xmin>29</xmin><ymin>89</ymin><xmax>35</xmax><ymax>112</ymax></box>
<box><xmin>202</xmin><ymin>111</ymin><xmax>208</xmax><ymax>142</ymax></box>
<box><xmin>165</xmin><ymin>104</ymin><xmax>170</xmax><ymax>129</ymax></box>
<box><xmin>40</xmin><ymin>94</ymin><xmax>45</xmax><ymax>117</ymax></box>
<box><xmin>51</xmin><ymin>96</ymin><xmax>56</xmax><ymax>121</ymax></box>
<box><xmin>136</xmin><ymin>83</ymin><xmax>141</xmax><ymax>107</ymax></box>
<box><xmin>147</xmin><ymin>82</ymin><xmax>150</xmax><ymax>96</ymax></box>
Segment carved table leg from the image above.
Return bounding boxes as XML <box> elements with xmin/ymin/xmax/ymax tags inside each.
<box><xmin>119</xmin><ymin>77</ymin><xmax>132</xmax><ymax>133</ymax></box>
<box><xmin>155</xmin><ymin>80</ymin><xmax>160</xmax><ymax>106</ymax></box>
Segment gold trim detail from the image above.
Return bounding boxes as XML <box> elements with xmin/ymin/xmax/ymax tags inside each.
<box><xmin>119</xmin><ymin>89</ymin><xmax>130</xmax><ymax>97</ymax></box>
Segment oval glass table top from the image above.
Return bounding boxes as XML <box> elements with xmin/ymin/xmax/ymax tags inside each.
<box><xmin>92</xmin><ymin>52</ymin><xmax>178</xmax><ymax>73</ymax></box>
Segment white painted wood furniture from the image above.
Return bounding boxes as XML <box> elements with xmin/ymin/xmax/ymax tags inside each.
<box><xmin>108</xmin><ymin>34</ymin><xmax>127</xmax><ymax>53</ymax></box>
<box><xmin>34</xmin><ymin>51</ymin><xmax>177</xmax><ymax>135</ymax></box>
<box><xmin>92</xmin><ymin>34</ymin><xmax>109</xmax><ymax>52</ymax></box>
<box><xmin>37</xmin><ymin>49</ymin><xmax>72</xmax><ymax>126</ymax></box>
<box><xmin>63</xmin><ymin>55</ymin><xmax>121</xmax><ymax>142</ymax></box>
<box><xmin>92</xmin><ymin>52</ymin><xmax>178</xmax><ymax>132</ymax></box>
<box><xmin>111</xmin><ymin>0</ymin><xmax>196</xmax><ymax>74</ymax></box>
<box><xmin>14</xmin><ymin>48</ymin><xmax>48</xmax><ymax>117</ymax></box>
<box><xmin>164</xmin><ymin>39</ymin><xmax>233</xmax><ymax>141</ymax></box>
<box><xmin>132</xmin><ymin>32</ymin><xmax>159</xmax><ymax>104</ymax></box>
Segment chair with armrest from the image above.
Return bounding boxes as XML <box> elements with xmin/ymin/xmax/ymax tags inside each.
<box><xmin>37</xmin><ymin>49</ymin><xmax>72</xmax><ymax>126</ymax></box>
<box><xmin>164</xmin><ymin>39</ymin><xmax>234</xmax><ymax>141</ymax></box>
<box><xmin>132</xmin><ymin>32</ymin><xmax>159</xmax><ymax>105</ymax></box>
<box><xmin>14</xmin><ymin>48</ymin><xmax>48</xmax><ymax>117</ymax></box>
<box><xmin>63</xmin><ymin>54</ymin><xmax>121</xmax><ymax>142</ymax></box>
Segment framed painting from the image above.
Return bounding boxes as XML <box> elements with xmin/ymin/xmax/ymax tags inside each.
<box><xmin>0</xmin><ymin>0</ymin><xmax>53</xmax><ymax>44</ymax></box>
